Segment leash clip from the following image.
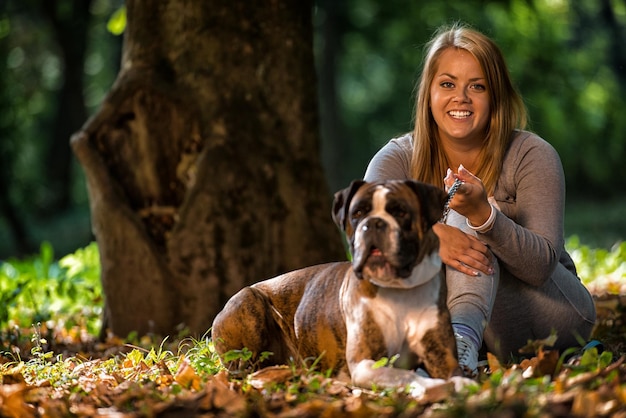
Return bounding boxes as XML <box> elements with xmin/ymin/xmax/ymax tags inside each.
<box><xmin>440</xmin><ymin>178</ymin><xmax>463</xmax><ymax>223</ymax></box>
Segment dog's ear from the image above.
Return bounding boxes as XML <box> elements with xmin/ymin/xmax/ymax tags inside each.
<box><xmin>404</xmin><ymin>180</ymin><xmax>448</xmax><ymax>226</ymax></box>
<box><xmin>332</xmin><ymin>180</ymin><xmax>366</xmax><ymax>230</ymax></box>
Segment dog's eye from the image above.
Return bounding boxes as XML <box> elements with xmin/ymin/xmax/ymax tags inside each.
<box><xmin>388</xmin><ymin>205</ymin><xmax>409</xmax><ymax>219</ymax></box>
<box><xmin>351</xmin><ymin>205</ymin><xmax>370</xmax><ymax>220</ymax></box>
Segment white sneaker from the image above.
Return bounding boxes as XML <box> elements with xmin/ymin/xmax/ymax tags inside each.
<box><xmin>455</xmin><ymin>333</ymin><xmax>479</xmax><ymax>377</ymax></box>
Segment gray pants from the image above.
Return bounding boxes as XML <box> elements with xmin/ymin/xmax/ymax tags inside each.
<box><xmin>445</xmin><ymin>210</ymin><xmax>597</xmax><ymax>361</ymax></box>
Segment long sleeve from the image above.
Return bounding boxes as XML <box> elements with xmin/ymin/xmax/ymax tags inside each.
<box><xmin>481</xmin><ymin>131</ymin><xmax>570</xmax><ymax>286</ymax></box>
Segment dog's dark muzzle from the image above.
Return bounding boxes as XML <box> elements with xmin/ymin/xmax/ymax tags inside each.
<box><xmin>352</xmin><ymin>217</ymin><xmax>395</xmax><ymax>276</ymax></box>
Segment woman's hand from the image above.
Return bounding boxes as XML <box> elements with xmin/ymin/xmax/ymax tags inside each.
<box><xmin>433</xmin><ymin>223</ymin><xmax>494</xmax><ymax>276</ymax></box>
<box><xmin>445</xmin><ymin>165</ymin><xmax>492</xmax><ymax>227</ymax></box>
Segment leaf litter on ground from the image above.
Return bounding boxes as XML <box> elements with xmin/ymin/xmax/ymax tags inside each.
<box><xmin>0</xmin><ymin>304</ymin><xmax>624</xmax><ymax>418</ymax></box>
<box><xmin>1</xmin><ymin>240</ymin><xmax>625</xmax><ymax>417</ymax></box>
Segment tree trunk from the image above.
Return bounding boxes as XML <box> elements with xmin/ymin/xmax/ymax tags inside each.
<box><xmin>71</xmin><ymin>0</ymin><xmax>345</xmax><ymax>338</ymax></box>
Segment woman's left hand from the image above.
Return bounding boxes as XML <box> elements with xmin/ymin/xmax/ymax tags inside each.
<box><xmin>445</xmin><ymin>165</ymin><xmax>492</xmax><ymax>227</ymax></box>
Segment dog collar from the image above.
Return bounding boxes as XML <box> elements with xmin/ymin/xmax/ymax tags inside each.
<box><xmin>368</xmin><ymin>252</ymin><xmax>442</xmax><ymax>289</ymax></box>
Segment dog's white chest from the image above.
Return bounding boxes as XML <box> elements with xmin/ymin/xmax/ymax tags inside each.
<box><xmin>368</xmin><ymin>279</ymin><xmax>442</xmax><ymax>355</ymax></box>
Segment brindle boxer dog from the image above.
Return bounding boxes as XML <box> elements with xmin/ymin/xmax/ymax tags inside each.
<box><xmin>212</xmin><ymin>180</ymin><xmax>462</xmax><ymax>394</ymax></box>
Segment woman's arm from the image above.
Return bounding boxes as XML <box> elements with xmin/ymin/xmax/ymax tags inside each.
<box><xmin>481</xmin><ymin>136</ymin><xmax>566</xmax><ymax>286</ymax></box>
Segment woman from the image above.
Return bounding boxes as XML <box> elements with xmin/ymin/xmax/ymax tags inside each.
<box><xmin>363</xmin><ymin>23</ymin><xmax>596</xmax><ymax>375</ymax></box>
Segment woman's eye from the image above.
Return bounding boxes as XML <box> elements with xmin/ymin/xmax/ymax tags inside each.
<box><xmin>471</xmin><ymin>83</ymin><xmax>486</xmax><ymax>91</ymax></box>
<box><xmin>440</xmin><ymin>81</ymin><xmax>454</xmax><ymax>88</ymax></box>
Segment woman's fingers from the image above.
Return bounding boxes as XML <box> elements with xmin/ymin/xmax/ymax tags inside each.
<box><xmin>444</xmin><ymin>168</ymin><xmax>456</xmax><ymax>191</ymax></box>
<box><xmin>435</xmin><ymin>224</ymin><xmax>493</xmax><ymax>276</ymax></box>
<box><xmin>457</xmin><ymin>245</ymin><xmax>494</xmax><ymax>276</ymax></box>
<box><xmin>454</xmin><ymin>166</ymin><xmax>483</xmax><ymax>196</ymax></box>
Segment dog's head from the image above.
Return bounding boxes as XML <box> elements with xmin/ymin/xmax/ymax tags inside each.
<box><xmin>332</xmin><ymin>180</ymin><xmax>447</xmax><ymax>285</ymax></box>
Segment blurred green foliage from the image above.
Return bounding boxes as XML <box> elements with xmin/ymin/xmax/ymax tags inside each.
<box><xmin>317</xmin><ymin>0</ymin><xmax>626</xmax><ymax>198</ymax></box>
<box><xmin>0</xmin><ymin>242</ymin><xmax>102</xmax><ymax>337</ymax></box>
<box><xmin>106</xmin><ymin>4</ymin><xmax>126</xmax><ymax>35</ymax></box>
<box><xmin>567</xmin><ymin>236</ymin><xmax>626</xmax><ymax>295</ymax></box>
<box><xmin>0</xmin><ymin>0</ymin><xmax>120</xmax><ymax>257</ymax></box>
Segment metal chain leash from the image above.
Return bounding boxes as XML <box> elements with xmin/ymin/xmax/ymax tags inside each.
<box><xmin>440</xmin><ymin>178</ymin><xmax>463</xmax><ymax>223</ymax></box>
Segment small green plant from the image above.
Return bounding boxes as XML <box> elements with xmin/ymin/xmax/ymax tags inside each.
<box><xmin>0</xmin><ymin>242</ymin><xmax>58</xmax><ymax>328</ymax></box>
<box><xmin>565</xmin><ymin>347</ymin><xmax>613</xmax><ymax>375</ymax></box>
<box><xmin>372</xmin><ymin>354</ymin><xmax>400</xmax><ymax>369</ymax></box>
<box><xmin>218</xmin><ymin>346</ymin><xmax>274</xmax><ymax>377</ymax></box>
<box><xmin>20</xmin><ymin>323</ymin><xmax>79</xmax><ymax>388</ymax></box>
<box><xmin>179</xmin><ymin>333</ymin><xmax>224</xmax><ymax>376</ymax></box>
<box><xmin>124</xmin><ymin>336</ymin><xmax>174</xmax><ymax>367</ymax></box>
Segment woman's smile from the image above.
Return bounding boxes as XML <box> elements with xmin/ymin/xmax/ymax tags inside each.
<box><xmin>448</xmin><ymin>110</ymin><xmax>473</xmax><ymax>119</ymax></box>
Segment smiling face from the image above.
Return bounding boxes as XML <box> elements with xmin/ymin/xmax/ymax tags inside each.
<box><xmin>429</xmin><ymin>48</ymin><xmax>491</xmax><ymax>147</ymax></box>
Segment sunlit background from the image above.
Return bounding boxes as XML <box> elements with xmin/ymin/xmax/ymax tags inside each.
<box><xmin>0</xmin><ymin>0</ymin><xmax>625</xmax><ymax>258</ymax></box>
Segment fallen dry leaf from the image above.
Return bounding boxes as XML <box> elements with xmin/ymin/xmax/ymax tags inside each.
<box><xmin>0</xmin><ymin>384</ymin><xmax>37</xmax><ymax>418</ymax></box>
<box><xmin>200</xmin><ymin>372</ymin><xmax>246</xmax><ymax>415</ymax></box>
<box><xmin>248</xmin><ymin>365</ymin><xmax>294</xmax><ymax>389</ymax></box>
<box><xmin>486</xmin><ymin>351</ymin><xmax>502</xmax><ymax>373</ymax></box>
<box><xmin>174</xmin><ymin>357</ymin><xmax>202</xmax><ymax>390</ymax></box>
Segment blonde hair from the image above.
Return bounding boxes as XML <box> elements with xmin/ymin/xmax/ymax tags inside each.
<box><xmin>410</xmin><ymin>23</ymin><xmax>527</xmax><ymax>194</ymax></box>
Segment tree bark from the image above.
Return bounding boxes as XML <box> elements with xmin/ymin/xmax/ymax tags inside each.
<box><xmin>71</xmin><ymin>0</ymin><xmax>345</xmax><ymax>337</ymax></box>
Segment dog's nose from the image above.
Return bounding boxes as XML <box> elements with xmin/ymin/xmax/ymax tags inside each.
<box><xmin>362</xmin><ymin>218</ymin><xmax>387</xmax><ymax>231</ymax></box>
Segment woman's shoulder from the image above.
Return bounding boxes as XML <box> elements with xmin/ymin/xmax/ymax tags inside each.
<box><xmin>387</xmin><ymin>132</ymin><xmax>413</xmax><ymax>152</ymax></box>
<box><xmin>363</xmin><ymin>132</ymin><xmax>413</xmax><ymax>181</ymax></box>
<box><xmin>507</xmin><ymin>130</ymin><xmax>560</xmax><ymax>161</ymax></box>
<box><xmin>509</xmin><ymin>130</ymin><xmax>558</xmax><ymax>153</ymax></box>
<box><xmin>371</xmin><ymin>132</ymin><xmax>414</xmax><ymax>161</ymax></box>
<box><xmin>502</xmin><ymin>130</ymin><xmax>563</xmax><ymax>182</ymax></box>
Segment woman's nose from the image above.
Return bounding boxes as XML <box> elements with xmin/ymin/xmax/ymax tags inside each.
<box><xmin>453</xmin><ymin>88</ymin><xmax>469</xmax><ymax>102</ymax></box>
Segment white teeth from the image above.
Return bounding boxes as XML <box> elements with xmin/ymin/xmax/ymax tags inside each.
<box><xmin>449</xmin><ymin>110</ymin><xmax>472</xmax><ymax>118</ymax></box>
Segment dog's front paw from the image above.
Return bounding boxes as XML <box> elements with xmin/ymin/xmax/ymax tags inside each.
<box><xmin>408</xmin><ymin>375</ymin><xmax>477</xmax><ymax>401</ymax></box>
<box><xmin>408</xmin><ymin>381</ymin><xmax>426</xmax><ymax>398</ymax></box>
<box><xmin>407</xmin><ymin>375</ymin><xmax>447</xmax><ymax>399</ymax></box>
<box><xmin>449</xmin><ymin>375</ymin><xmax>478</xmax><ymax>392</ymax></box>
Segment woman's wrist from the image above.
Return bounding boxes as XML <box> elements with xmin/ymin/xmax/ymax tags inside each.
<box><xmin>466</xmin><ymin>203</ymin><xmax>496</xmax><ymax>233</ymax></box>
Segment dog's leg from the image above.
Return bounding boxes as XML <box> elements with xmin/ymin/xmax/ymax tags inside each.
<box><xmin>420</xmin><ymin>322</ymin><xmax>461</xmax><ymax>379</ymax></box>
<box><xmin>420</xmin><ymin>276</ymin><xmax>461</xmax><ymax>379</ymax></box>
<box><xmin>344</xmin><ymin>308</ymin><xmax>440</xmax><ymax>392</ymax></box>
<box><xmin>211</xmin><ymin>286</ymin><xmax>297</xmax><ymax>370</ymax></box>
